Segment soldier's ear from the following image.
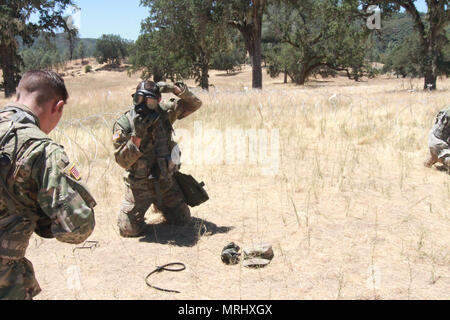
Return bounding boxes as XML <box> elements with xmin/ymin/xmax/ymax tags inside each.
<box><xmin>53</xmin><ymin>100</ymin><xmax>65</xmax><ymax>114</ymax></box>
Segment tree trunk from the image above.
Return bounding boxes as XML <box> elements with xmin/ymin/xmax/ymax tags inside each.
<box><xmin>393</xmin><ymin>1</ymin><xmax>445</xmax><ymax>91</ymax></box>
<box><xmin>251</xmin><ymin>31</ymin><xmax>263</xmax><ymax>89</ymax></box>
<box><xmin>295</xmin><ymin>72</ymin><xmax>308</xmax><ymax>85</ymax></box>
<box><xmin>0</xmin><ymin>45</ymin><xmax>20</xmax><ymax>98</ymax></box>
<box><xmin>423</xmin><ymin>43</ymin><xmax>438</xmax><ymax>91</ymax></box>
<box><xmin>200</xmin><ymin>63</ymin><xmax>209</xmax><ymax>91</ymax></box>
<box><xmin>233</xmin><ymin>0</ymin><xmax>265</xmax><ymax>90</ymax></box>
<box><xmin>238</xmin><ymin>27</ymin><xmax>262</xmax><ymax>88</ymax></box>
<box><xmin>293</xmin><ymin>60</ymin><xmax>324</xmax><ymax>85</ymax></box>
<box><xmin>291</xmin><ymin>66</ymin><xmax>308</xmax><ymax>85</ymax></box>
<box><xmin>284</xmin><ymin>68</ymin><xmax>288</xmax><ymax>84</ymax></box>
<box><xmin>424</xmin><ymin>71</ymin><xmax>437</xmax><ymax>91</ymax></box>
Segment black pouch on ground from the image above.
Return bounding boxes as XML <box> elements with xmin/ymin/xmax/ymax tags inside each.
<box><xmin>221</xmin><ymin>242</ymin><xmax>241</xmax><ymax>265</ymax></box>
<box><xmin>174</xmin><ymin>172</ymin><xmax>209</xmax><ymax>207</ymax></box>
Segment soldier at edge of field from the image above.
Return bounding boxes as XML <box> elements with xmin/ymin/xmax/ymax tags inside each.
<box><xmin>425</xmin><ymin>106</ymin><xmax>450</xmax><ymax>169</ymax></box>
<box><xmin>113</xmin><ymin>81</ymin><xmax>202</xmax><ymax>238</ymax></box>
<box><xmin>0</xmin><ymin>71</ymin><xmax>96</xmax><ymax>300</ymax></box>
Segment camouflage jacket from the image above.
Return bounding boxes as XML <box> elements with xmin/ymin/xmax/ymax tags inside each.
<box><xmin>0</xmin><ymin>103</ymin><xmax>96</xmax><ymax>260</ymax></box>
<box><xmin>431</xmin><ymin>107</ymin><xmax>450</xmax><ymax>143</ymax></box>
<box><xmin>112</xmin><ymin>85</ymin><xmax>202</xmax><ymax>182</ymax></box>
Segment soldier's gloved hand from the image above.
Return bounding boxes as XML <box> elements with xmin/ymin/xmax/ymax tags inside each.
<box><xmin>133</xmin><ymin>111</ymin><xmax>159</xmax><ymax>138</ymax></box>
<box><xmin>157</xmin><ymin>81</ymin><xmax>175</xmax><ymax>94</ymax></box>
<box><xmin>174</xmin><ymin>82</ymin><xmax>187</xmax><ymax>94</ymax></box>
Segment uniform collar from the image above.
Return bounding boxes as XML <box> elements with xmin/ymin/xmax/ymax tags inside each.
<box><xmin>3</xmin><ymin>102</ymin><xmax>41</xmax><ymax>128</ymax></box>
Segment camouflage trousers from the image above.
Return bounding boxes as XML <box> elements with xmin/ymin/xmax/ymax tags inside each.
<box><xmin>425</xmin><ymin>132</ymin><xmax>450</xmax><ymax>167</ymax></box>
<box><xmin>118</xmin><ymin>177</ymin><xmax>191</xmax><ymax>237</ymax></box>
<box><xmin>0</xmin><ymin>257</ymin><xmax>41</xmax><ymax>300</ymax></box>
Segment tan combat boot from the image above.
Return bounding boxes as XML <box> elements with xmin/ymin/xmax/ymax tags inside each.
<box><xmin>424</xmin><ymin>152</ymin><xmax>438</xmax><ymax>168</ymax></box>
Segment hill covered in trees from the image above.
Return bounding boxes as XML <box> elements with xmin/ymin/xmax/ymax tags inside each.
<box><xmin>18</xmin><ymin>33</ymin><xmax>97</xmax><ymax>71</ymax></box>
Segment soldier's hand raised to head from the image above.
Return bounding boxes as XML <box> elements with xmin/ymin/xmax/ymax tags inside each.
<box><xmin>173</xmin><ymin>85</ymin><xmax>182</xmax><ymax>95</ymax></box>
<box><xmin>157</xmin><ymin>81</ymin><xmax>184</xmax><ymax>95</ymax></box>
<box><xmin>157</xmin><ymin>82</ymin><xmax>175</xmax><ymax>94</ymax></box>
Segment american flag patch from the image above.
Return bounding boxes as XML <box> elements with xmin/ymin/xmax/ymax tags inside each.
<box><xmin>69</xmin><ymin>164</ymin><xmax>82</xmax><ymax>181</ymax></box>
<box><xmin>112</xmin><ymin>131</ymin><xmax>121</xmax><ymax>142</ymax></box>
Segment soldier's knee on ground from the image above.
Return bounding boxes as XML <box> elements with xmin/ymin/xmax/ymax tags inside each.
<box><xmin>117</xmin><ymin>212</ymin><xmax>146</xmax><ymax>238</ymax></box>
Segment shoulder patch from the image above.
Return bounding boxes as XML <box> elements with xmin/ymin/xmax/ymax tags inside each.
<box><xmin>66</xmin><ymin>163</ymin><xmax>82</xmax><ymax>181</ymax></box>
<box><xmin>113</xmin><ymin>131</ymin><xmax>122</xmax><ymax>142</ymax></box>
<box><xmin>57</xmin><ymin>153</ymin><xmax>71</xmax><ymax>170</ymax></box>
<box><xmin>56</xmin><ymin>153</ymin><xmax>82</xmax><ymax>181</ymax></box>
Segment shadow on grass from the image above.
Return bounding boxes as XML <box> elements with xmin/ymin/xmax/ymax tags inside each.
<box><xmin>139</xmin><ymin>217</ymin><xmax>234</xmax><ymax>247</ymax></box>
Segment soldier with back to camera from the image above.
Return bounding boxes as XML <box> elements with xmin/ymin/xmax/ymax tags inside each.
<box><xmin>0</xmin><ymin>70</ymin><xmax>96</xmax><ymax>300</ymax></box>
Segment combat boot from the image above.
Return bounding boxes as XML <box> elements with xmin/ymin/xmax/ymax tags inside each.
<box><xmin>162</xmin><ymin>205</ymin><xmax>191</xmax><ymax>226</ymax></box>
<box><xmin>117</xmin><ymin>212</ymin><xmax>146</xmax><ymax>238</ymax></box>
<box><xmin>424</xmin><ymin>152</ymin><xmax>438</xmax><ymax>168</ymax></box>
<box><xmin>442</xmin><ymin>157</ymin><xmax>450</xmax><ymax>169</ymax></box>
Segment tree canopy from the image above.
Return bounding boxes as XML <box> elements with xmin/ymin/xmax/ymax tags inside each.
<box><xmin>130</xmin><ymin>0</ymin><xmax>244</xmax><ymax>90</ymax></box>
<box><xmin>95</xmin><ymin>34</ymin><xmax>130</xmax><ymax>65</ymax></box>
<box><xmin>362</xmin><ymin>0</ymin><xmax>449</xmax><ymax>90</ymax></box>
<box><xmin>0</xmin><ymin>0</ymin><xmax>74</xmax><ymax>97</ymax></box>
<box><xmin>264</xmin><ymin>0</ymin><xmax>377</xmax><ymax>85</ymax></box>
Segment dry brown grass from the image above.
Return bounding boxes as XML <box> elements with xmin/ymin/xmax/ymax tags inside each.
<box><xmin>0</xmin><ymin>66</ymin><xmax>449</xmax><ymax>300</ymax></box>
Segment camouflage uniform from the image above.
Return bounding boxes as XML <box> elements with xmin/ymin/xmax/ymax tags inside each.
<box><xmin>425</xmin><ymin>107</ymin><xmax>450</xmax><ymax>168</ymax></box>
<box><xmin>0</xmin><ymin>103</ymin><xmax>96</xmax><ymax>300</ymax></box>
<box><xmin>113</xmin><ymin>84</ymin><xmax>202</xmax><ymax>237</ymax></box>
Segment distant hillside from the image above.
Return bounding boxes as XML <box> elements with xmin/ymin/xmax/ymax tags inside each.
<box><xmin>368</xmin><ymin>12</ymin><xmax>449</xmax><ymax>62</ymax></box>
<box><xmin>368</xmin><ymin>12</ymin><xmax>420</xmax><ymax>62</ymax></box>
<box><xmin>18</xmin><ymin>33</ymin><xmax>97</xmax><ymax>58</ymax></box>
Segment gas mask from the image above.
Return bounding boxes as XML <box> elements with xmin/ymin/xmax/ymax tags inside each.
<box><xmin>132</xmin><ymin>84</ymin><xmax>161</xmax><ymax>115</ymax></box>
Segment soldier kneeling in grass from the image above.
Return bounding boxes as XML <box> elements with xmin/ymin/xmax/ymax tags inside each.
<box><xmin>112</xmin><ymin>81</ymin><xmax>205</xmax><ymax>238</ymax></box>
<box><xmin>425</xmin><ymin>107</ymin><xmax>450</xmax><ymax>169</ymax></box>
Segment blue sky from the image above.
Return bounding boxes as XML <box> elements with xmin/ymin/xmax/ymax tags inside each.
<box><xmin>68</xmin><ymin>0</ymin><xmax>149</xmax><ymax>41</ymax></box>
<box><xmin>65</xmin><ymin>0</ymin><xmax>429</xmax><ymax>41</ymax></box>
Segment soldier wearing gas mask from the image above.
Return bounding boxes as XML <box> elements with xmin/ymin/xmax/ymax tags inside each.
<box><xmin>112</xmin><ymin>81</ymin><xmax>202</xmax><ymax>237</ymax></box>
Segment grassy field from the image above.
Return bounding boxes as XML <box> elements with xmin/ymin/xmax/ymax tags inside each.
<box><xmin>1</xmin><ymin>64</ymin><xmax>449</xmax><ymax>300</ymax></box>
